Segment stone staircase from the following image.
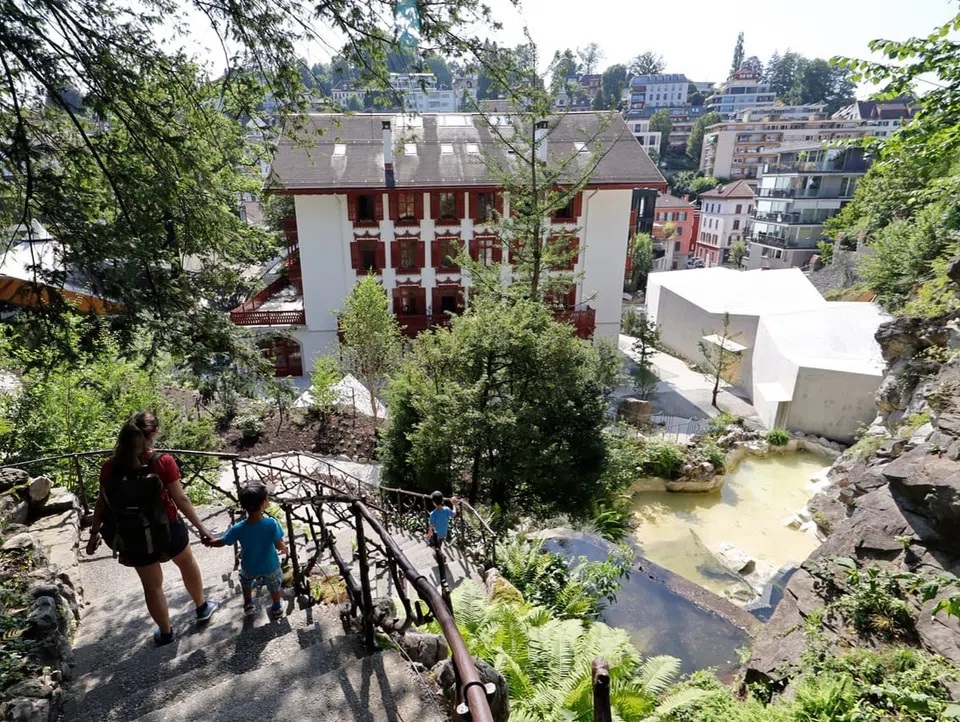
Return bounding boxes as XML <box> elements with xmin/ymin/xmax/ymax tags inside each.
<box><xmin>62</xmin><ymin>506</ymin><xmax>453</xmax><ymax>721</ymax></box>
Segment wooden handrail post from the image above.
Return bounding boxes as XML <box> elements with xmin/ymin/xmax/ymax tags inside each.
<box><xmin>283</xmin><ymin>506</ymin><xmax>303</xmax><ymax>596</ymax></box>
<box><xmin>353</xmin><ymin>501</ymin><xmax>376</xmax><ymax>652</ymax></box>
<box><xmin>592</xmin><ymin>657</ymin><xmax>612</xmax><ymax>722</ymax></box>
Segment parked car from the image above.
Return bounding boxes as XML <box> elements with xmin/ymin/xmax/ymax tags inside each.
<box><xmin>686</xmin><ymin>257</ymin><xmax>705</xmax><ymax>269</ymax></box>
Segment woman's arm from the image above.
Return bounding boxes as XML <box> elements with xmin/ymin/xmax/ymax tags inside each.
<box><xmin>85</xmin><ymin>490</ymin><xmax>106</xmax><ymax>555</ymax></box>
<box><xmin>168</xmin><ymin>480</ymin><xmax>213</xmax><ymax>540</ymax></box>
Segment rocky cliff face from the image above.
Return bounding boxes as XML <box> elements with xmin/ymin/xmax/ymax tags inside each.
<box><xmin>745</xmin><ymin>313</ymin><xmax>960</xmax><ymax>688</ymax></box>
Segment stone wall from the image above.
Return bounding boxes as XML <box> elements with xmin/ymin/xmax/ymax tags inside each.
<box><xmin>0</xmin><ymin>468</ymin><xmax>82</xmax><ymax>722</ymax></box>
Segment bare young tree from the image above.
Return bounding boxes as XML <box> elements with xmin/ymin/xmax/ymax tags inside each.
<box><xmin>698</xmin><ymin>312</ymin><xmax>742</xmax><ymax>409</ymax></box>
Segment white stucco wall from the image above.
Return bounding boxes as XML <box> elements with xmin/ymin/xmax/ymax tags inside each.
<box><xmin>751</xmin><ymin>320</ymin><xmax>800</xmax><ymax>429</ymax></box>
<box><xmin>652</xmin><ymin>287</ymin><xmax>759</xmax><ymax>390</ymax></box>
<box><xmin>580</xmin><ymin>188</ymin><xmax>632</xmax><ymax>340</ymax></box>
<box><xmin>786</xmin><ymin>367</ymin><xmax>882</xmax><ymax>443</ymax></box>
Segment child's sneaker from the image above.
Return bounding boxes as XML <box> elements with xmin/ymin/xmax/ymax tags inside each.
<box><xmin>269</xmin><ymin>602</ymin><xmax>283</xmax><ymax>621</ymax></box>
<box><xmin>195</xmin><ymin>599</ymin><xmax>220</xmax><ymax>624</ymax></box>
<box><xmin>243</xmin><ymin>602</ymin><xmax>256</xmax><ymax>616</ymax></box>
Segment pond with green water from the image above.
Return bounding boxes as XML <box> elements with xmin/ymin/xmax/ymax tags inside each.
<box><xmin>630</xmin><ymin>452</ymin><xmax>831</xmax><ymax>600</ymax></box>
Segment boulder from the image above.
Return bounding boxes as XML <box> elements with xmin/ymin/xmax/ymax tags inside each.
<box><xmin>618</xmin><ymin>398</ymin><xmax>653</xmax><ymax>428</ymax></box>
<box><xmin>0</xmin><ymin>467</ymin><xmax>29</xmax><ymax>494</ymax></box>
<box><xmin>875</xmin><ymin>317</ymin><xmax>926</xmax><ymax>363</ymax></box>
<box><xmin>37</xmin><ymin>488</ymin><xmax>79</xmax><ymax>517</ymax></box>
<box><xmin>807</xmin><ymin>494</ymin><xmax>848</xmax><ymax>536</ymax></box>
<box><xmin>0</xmin><ymin>697</ymin><xmax>51</xmax><ymax>722</ymax></box>
<box><xmin>947</xmin><ymin>256</ymin><xmax>960</xmax><ymax>288</ymax></box>
<box><xmin>399</xmin><ymin>631</ymin><xmax>448</xmax><ymax>668</ymax></box>
<box><xmin>26</xmin><ymin>596</ymin><xmax>59</xmax><ymax>637</ymax></box>
<box><xmin>433</xmin><ymin>658</ymin><xmax>510</xmax><ymax>722</ymax></box>
<box><xmin>712</xmin><ymin>543</ymin><xmax>779</xmax><ymax>596</ymax></box>
<box><xmin>882</xmin><ymin>446</ymin><xmax>960</xmax><ymax>538</ymax></box>
<box><xmin>1</xmin><ymin>494</ymin><xmax>29</xmax><ymax>525</ymax></box>
<box><xmin>31</xmin><ymin>509</ymin><xmax>81</xmax><ymax>593</ymax></box>
<box><xmin>26</xmin><ymin>476</ymin><xmax>52</xmax><ymax>505</ymax></box>
<box><xmin>483</xmin><ymin>568</ymin><xmax>524</xmax><ymax>605</ymax></box>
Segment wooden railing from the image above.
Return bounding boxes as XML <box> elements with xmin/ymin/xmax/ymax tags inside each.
<box><xmin>229</xmin><ymin>309</ymin><xmax>306</xmax><ymax>326</ymax></box>
<box><xmin>4</xmin><ymin>449</ymin><xmax>498</xmax><ymax>721</ymax></box>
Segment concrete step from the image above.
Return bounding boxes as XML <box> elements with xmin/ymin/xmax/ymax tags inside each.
<box><xmin>130</xmin><ymin>649</ymin><xmax>444</xmax><ymax>722</ymax></box>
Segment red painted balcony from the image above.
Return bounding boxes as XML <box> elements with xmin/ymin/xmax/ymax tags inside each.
<box><xmin>556</xmin><ymin>307</ymin><xmax>596</xmax><ymax>339</ymax></box>
<box><xmin>230</xmin><ymin>275</ymin><xmax>305</xmax><ymax>326</ymax></box>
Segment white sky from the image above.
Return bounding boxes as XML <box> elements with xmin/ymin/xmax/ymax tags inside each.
<box><xmin>175</xmin><ymin>0</ymin><xmax>958</xmax><ymax>98</ymax></box>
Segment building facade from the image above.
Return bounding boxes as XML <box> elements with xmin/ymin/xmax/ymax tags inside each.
<box><xmin>832</xmin><ymin>96</ymin><xmax>916</xmax><ymax>139</ymax></box>
<box><xmin>746</xmin><ymin>145</ymin><xmax>867</xmax><ymax>270</ymax></box>
<box><xmin>629</xmin><ymin>74</ymin><xmax>692</xmax><ymax>111</ymax></box>
<box><xmin>700</xmin><ymin>110</ymin><xmax>871</xmax><ymax>180</ymax></box>
<box><xmin>628</xmin><ymin>119</ymin><xmax>662</xmax><ymax>154</ymax></box>
<box><xmin>651</xmin><ymin>193</ymin><xmax>698</xmax><ymax>271</ymax></box>
<box><xmin>704</xmin><ymin>65</ymin><xmax>776</xmax><ymax>118</ymax></box>
<box><xmin>625</xmin><ymin>105</ymin><xmax>709</xmax><ymax>153</ymax></box>
<box><xmin>694</xmin><ymin>180</ymin><xmax>755</xmax><ymax>267</ymax></box>
<box><xmin>240</xmin><ymin>113</ymin><xmax>667</xmax><ymax>375</ymax></box>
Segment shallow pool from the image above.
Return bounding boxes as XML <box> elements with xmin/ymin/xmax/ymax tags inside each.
<box><xmin>630</xmin><ymin>453</ymin><xmax>830</xmax><ymax>599</ymax></box>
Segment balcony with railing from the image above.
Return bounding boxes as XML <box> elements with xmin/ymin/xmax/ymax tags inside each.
<box><xmin>763</xmin><ymin>156</ymin><xmax>868</xmax><ymax>175</ymax></box>
<box><xmin>230</xmin><ymin>274</ymin><xmax>306</xmax><ymax>326</ymax></box>
<box><xmin>748</xmin><ymin>230</ymin><xmax>820</xmax><ymax>250</ymax></box>
<box><xmin>753</xmin><ymin>210</ymin><xmax>835</xmax><ymax>225</ymax></box>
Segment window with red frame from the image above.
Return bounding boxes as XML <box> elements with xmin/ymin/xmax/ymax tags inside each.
<box><xmin>397</xmin><ymin>192</ymin><xmax>416</xmax><ymax>222</ymax></box>
<box><xmin>397</xmin><ymin>239</ymin><xmax>418</xmax><ymax>271</ymax></box>
<box><xmin>351</xmin><ymin>239</ymin><xmax>383</xmax><ymax>272</ymax></box>
<box><xmin>437</xmin><ymin>192</ymin><xmax>457</xmax><ymax>221</ymax></box>
<box><xmin>395</xmin><ymin>285</ymin><xmax>423</xmax><ymax>315</ymax></box>
<box><xmin>435</xmin><ymin>237</ymin><xmax>460</xmax><ymax>270</ymax></box>
<box><xmin>475</xmin><ymin>192</ymin><xmax>496</xmax><ymax>223</ymax></box>
<box><xmin>554</xmin><ymin>197</ymin><xmax>575</xmax><ymax>220</ymax></box>
<box><xmin>357</xmin><ymin>194</ymin><xmax>377</xmax><ymax>222</ymax></box>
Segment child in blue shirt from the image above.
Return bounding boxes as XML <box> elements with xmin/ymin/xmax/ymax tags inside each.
<box><xmin>205</xmin><ymin>482</ymin><xmax>287</xmax><ymax>620</ymax></box>
<box><xmin>425</xmin><ymin>491</ymin><xmax>457</xmax><ymax>555</ymax></box>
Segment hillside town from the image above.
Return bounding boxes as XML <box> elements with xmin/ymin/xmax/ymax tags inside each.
<box><xmin>1</xmin><ymin>2</ymin><xmax>960</xmax><ymax>722</ymax></box>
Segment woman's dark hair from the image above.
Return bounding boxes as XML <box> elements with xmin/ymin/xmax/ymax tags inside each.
<box><xmin>239</xmin><ymin>482</ymin><xmax>269</xmax><ymax>512</ymax></box>
<box><xmin>111</xmin><ymin>411</ymin><xmax>159</xmax><ymax>472</ymax></box>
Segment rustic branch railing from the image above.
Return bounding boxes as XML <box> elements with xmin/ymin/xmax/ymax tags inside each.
<box><xmin>3</xmin><ymin>449</ymin><xmax>497</xmax><ymax>721</ymax></box>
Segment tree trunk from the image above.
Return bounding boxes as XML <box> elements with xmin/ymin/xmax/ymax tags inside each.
<box><xmin>712</xmin><ymin>368</ymin><xmax>721</xmax><ymax>409</ymax></box>
<box><xmin>368</xmin><ymin>384</ymin><xmax>378</xmax><ymax>424</ymax></box>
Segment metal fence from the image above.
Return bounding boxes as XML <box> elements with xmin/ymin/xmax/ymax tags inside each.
<box><xmin>646</xmin><ymin>414</ymin><xmax>710</xmax><ymax>443</ymax></box>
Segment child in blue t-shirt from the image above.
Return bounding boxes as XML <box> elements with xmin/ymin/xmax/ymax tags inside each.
<box><xmin>205</xmin><ymin>482</ymin><xmax>287</xmax><ymax>620</ymax></box>
<box><xmin>425</xmin><ymin>491</ymin><xmax>457</xmax><ymax>555</ymax></box>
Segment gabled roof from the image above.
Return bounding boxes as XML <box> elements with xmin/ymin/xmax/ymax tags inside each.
<box><xmin>631</xmin><ymin>74</ymin><xmax>690</xmax><ymax>85</ymax></box>
<box><xmin>268</xmin><ymin>112</ymin><xmax>666</xmax><ymax>191</ymax></box>
<box><xmin>699</xmin><ymin>179</ymin><xmax>755</xmax><ymax>200</ymax></box>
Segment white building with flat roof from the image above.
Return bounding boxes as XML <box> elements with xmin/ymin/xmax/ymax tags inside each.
<box><xmin>753</xmin><ymin>303</ymin><xmax>889</xmax><ymax>442</ymax></box>
<box><xmin>646</xmin><ymin>267</ymin><xmax>888</xmax><ymax>441</ymax></box>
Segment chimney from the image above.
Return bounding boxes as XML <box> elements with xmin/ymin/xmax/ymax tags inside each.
<box><xmin>382</xmin><ymin>120</ymin><xmax>395</xmax><ymax>188</ymax></box>
<box><xmin>535</xmin><ymin>119</ymin><xmax>549</xmax><ymax>162</ymax></box>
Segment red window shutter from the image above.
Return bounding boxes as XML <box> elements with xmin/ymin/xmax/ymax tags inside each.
<box><xmin>469</xmin><ymin>192</ymin><xmax>479</xmax><ymax>221</ymax></box>
<box><xmin>570</xmin><ymin>237</ymin><xmax>580</xmax><ymax>269</ymax></box>
<box><xmin>416</xmin><ymin>240</ymin><xmax>425</xmax><ymax>269</ymax></box>
<box><xmin>375</xmin><ymin>242</ymin><xmax>385</xmax><ymax>271</ymax></box>
<box><xmin>374</xmin><ymin>194</ymin><xmax>384</xmax><ymax>221</ymax></box>
<box><xmin>390</xmin><ymin>240</ymin><xmax>399</xmax><ymax>270</ymax></box>
<box><xmin>388</xmin><ymin>193</ymin><xmax>397</xmax><ymax>222</ymax></box>
<box><xmin>455</xmin><ymin>192</ymin><xmax>465</xmax><ymax>221</ymax></box>
<box><xmin>431</xmin><ymin>288</ymin><xmax>440</xmax><ymax>314</ymax></box>
<box><xmin>350</xmin><ymin>242</ymin><xmax>361</xmax><ymax>270</ymax></box>
<box><xmin>492</xmin><ymin>237</ymin><xmax>503</xmax><ymax>264</ymax></box>
<box><xmin>416</xmin><ymin>287</ymin><xmax>427</xmax><ymax>314</ymax></box>
<box><xmin>494</xmin><ymin>192</ymin><xmax>504</xmax><ymax>218</ymax></box>
<box><xmin>414</xmin><ymin>192</ymin><xmax>424</xmax><ymax>222</ymax></box>
<box><xmin>572</xmin><ymin>192</ymin><xmax>583</xmax><ymax>218</ymax></box>
<box><xmin>469</xmin><ymin>238</ymin><xmax>479</xmax><ymax>262</ymax></box>
<box><xmin>457</xmin><ymin>287</ymin><xmax>465</xmax><ymax>311</ymax></box>
<box><xmin>567</xmin><ymin>287</ymin><xmax>576</xmax><ymax>309</ymax></box>
<box><xmin>430</xmin><ymin>192</ymin><xmax>439</xmax><ymax>220</ymax></box>
<box><xmin>431</xmin><ymin>240</ymin><xmax>440</xmax><ymax>268</ymax></box>
<box><xmin>347</xmin><ymin>195</ymin><xmax>358</xmax><ymax>221</ymax></box>
<box><xmin>391</xmin><ymin>287</ymin><xmax>401</xmax><ymax>311</ymax></box>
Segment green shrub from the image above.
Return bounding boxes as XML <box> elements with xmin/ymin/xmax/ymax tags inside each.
<box><xmin>707</xmin><ymin>412</ymin><xmax>741</xmax><ymax>436</ymax></box>
<box><xmin>640</xmin><ymin>439</ymin><xmax>687</xmax><ymax>479</ymax></box>
<box><xmin>766</xmin><ymin>428</ymin><xmax>790</xmax><ymax>447</ymax></box>
<box><xmin>236</xmin><ymin>413</ymin><xmax>264</xmax><ymax>440</ymax></box>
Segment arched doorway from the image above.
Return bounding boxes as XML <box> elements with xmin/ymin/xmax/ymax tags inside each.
<box><xmin>258</xmin><ymin>337</ymin><xmax>303</xmax><ymax>377</ymax></box>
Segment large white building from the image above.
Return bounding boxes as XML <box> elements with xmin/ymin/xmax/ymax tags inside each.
<box><xmin>628</xmin><ymin>74</ymin><xmax>692</xmax><ymax>111</ymax></box>
<box><xmin>753</xmin><ymin>303</ymin><xmax>889</xmax><ymax>442</ymax></box>
<box><xmin>833</xmin><ymin>96</ymin><xmax>916</xmax><ymax>139</ymax></box>
<box><xmin>694</xmin><ymin>180</ymin><xmax>755</xmax><ymax>267</ymax></box>
<box><xmin>240</xmin><ymin>112</ymin><xmax>667</xmax><ymax>375</ymax></box>
<box><xmin>628</xmin><ymin>119</ymin><xmax>662</xmax><ymax>154</ymax></box>
<box><xmin>646</xmin><ymin>267</ymin><xmax>888</xmax><ymax>442</ymax></box>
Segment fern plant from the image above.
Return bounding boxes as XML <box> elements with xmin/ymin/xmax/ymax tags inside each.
<box><xmin>432</xmin><ymin>582</ymin><xmax>714</xmax><ymax>721</ymax></box>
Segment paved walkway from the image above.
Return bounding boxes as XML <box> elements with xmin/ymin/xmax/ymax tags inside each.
<box><xmin>618</xmin><ymin>334</ymin><xmax>760</xmax><ymax>422</ymax></box>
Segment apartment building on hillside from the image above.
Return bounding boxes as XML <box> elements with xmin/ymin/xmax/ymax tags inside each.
<box><xmin>237</xmin><ymin>112</ymin><xmax>667</xmax><ymax>375</ymax></box>
<box><xmin>705</xmin><ymin>64</ymin><xmax>776</xmax><ymax>118</ymax></box>
<box><xmin>746</xmin><ymin>145</ymin><xmax>868</xmax><ymax>271</ymax></box>
<box><xmin>629</xmin><ymin>74</ymin><xmax>692</xmax><ymax>111</ymax></box>
<box><xmin>699</xmin><ymin>110</ymin><xmax>871</xmax><ymax>180</ymax></box>
<box><xmin>832</xmin><ymin>96</ymin><xmax>917</xmax><ymax>139</ymax></box>
<box><xmin>627</xmin><ymin>119</ymin><xmax>662</xmax><ymax>154</ymax></box>
<box><xmin>694</xmin><ymin>180</ymin><xmax>755</xmax><ymax>267</ymax></box>
<box><xmin>625</xmin><ymin>105</ymin><xmax>710</xmax><ymax>153</ymax></box>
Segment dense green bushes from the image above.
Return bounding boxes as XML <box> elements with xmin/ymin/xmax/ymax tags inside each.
<box><xmin>766</xmin><ymin>428</ymin><xmax>790</xmax><ymax>447</ymax></box>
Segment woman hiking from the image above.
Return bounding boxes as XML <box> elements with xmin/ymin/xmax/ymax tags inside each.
<box><xmin>85</xmin><ymin>411</ymin><xmax>219</xmax><ymax>646</ymax></box>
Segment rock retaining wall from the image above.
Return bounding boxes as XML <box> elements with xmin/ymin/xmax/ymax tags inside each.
<box><xmin>0</xmin><ymin>468</ymin><xmax>82</xmax><ymax>722</ymax></box>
